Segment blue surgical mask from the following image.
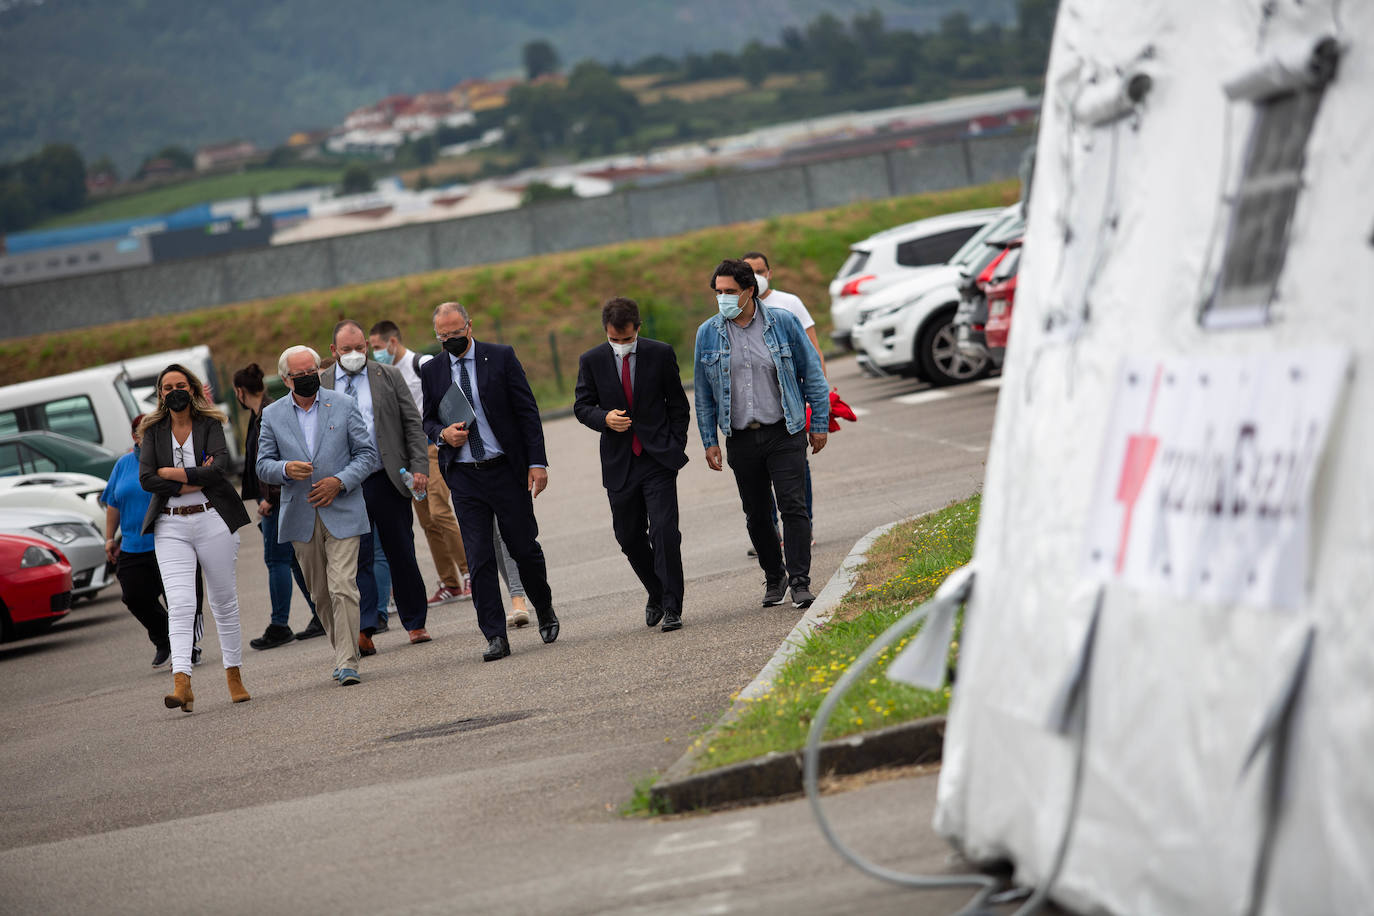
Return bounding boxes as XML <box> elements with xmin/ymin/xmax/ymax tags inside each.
<box><xmin>372</xmin><ymin>348</ymin><xmax>393</xmax><ymax>365</ymax></box>
<box><xmin>717</xmin><ymin>293</ymin><xmax>743</xmax><ymax>320</ymax></box>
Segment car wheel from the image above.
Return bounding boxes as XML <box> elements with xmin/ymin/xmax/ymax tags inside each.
<box><xmin>916</xmin><ymin>307</ymin><xmax>989</xmax><ymax>386</ymax></box>
<box><xmin>0</xmin><ymin>602</ymin><xmax>10</xmax><ymax>643</ymax></box>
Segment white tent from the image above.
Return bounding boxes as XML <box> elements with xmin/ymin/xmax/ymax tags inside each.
<box><xmin>930</xmin><ymin>0</ymin><xmax>1374</xmax><ymax>913</ymax></box>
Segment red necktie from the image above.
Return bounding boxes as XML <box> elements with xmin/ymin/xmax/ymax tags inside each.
<box><xmin>621</xmin><ymin>355</ymin><xmax>642</xmax><ymax>456</ymax></box>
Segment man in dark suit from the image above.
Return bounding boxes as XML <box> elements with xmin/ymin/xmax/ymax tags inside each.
<box><xmin>420</xmin><ymin>301</ymin><xmax>559</xmax><ymax>662</ymax></box>
<box><xmin>320</xmin><ymin>319</ymin><xmax>433</xmax><ymax>655</ymax></box>
<box><xmin>573</xmin><ymin>297</ymin><xmax>690</xmax><ymax>631</ymax></box>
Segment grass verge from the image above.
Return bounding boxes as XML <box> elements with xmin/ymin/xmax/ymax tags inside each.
<box><xmin>620</xmin><ymin>772</ymin><xmax>672</xmax><ymax>818</ymax></box>
<box><xmin>0</xmin><ymin>179</ymin><xmax>1020</xmax><ymax>400</ymax></box>
<box><xmin>687</xmin><ymin>494</ymin><xmax>980</xmax><ymax>773</ymax></box>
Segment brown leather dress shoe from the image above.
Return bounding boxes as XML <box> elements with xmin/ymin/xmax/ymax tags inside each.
<box><xmin>408</xmin><ymin>628</ymin><xmax>432</xmax><ymax>644</ymax></box>
<box><xmin>358</xmin><ymin>632</ymin><xmax>377</xmax><ymax>656</ymax></box>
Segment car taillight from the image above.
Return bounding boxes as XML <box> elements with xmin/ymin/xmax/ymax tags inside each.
<box><xmin>840</xmin><ymin>274</ymin><xmax>876</xmax><ymax>297</ymax></box>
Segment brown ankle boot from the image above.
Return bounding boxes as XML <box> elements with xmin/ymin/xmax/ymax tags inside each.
<box><xmin>226</xmin><ymin>666</ymin><xmax>251</xmax><ymax>703</ymax></box>
<box><xmin>164</xmin><ymin>672</ymin><xmax>193</xmax><ymax>712</ymax></box>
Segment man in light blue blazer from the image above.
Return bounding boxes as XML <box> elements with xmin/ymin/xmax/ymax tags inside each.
<box><xmin>257</xmin><ymin>344</ymin><xmax>378</xmax><ymax>686</ymax></box>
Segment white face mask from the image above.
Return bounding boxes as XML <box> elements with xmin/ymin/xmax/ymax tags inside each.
<box><xmin>609</xmin><ymin>337</ymin><xmax>637</xmax><ymax>358</ymax></box>
<box><xmin>339</xmin><ymin>351</ymin><xmax>367</xmax><ymax>374</ymax></box>
<box><xmin>755</xmin><ymin>273</ymin><xmax>770</xmax><ymax>295</ymax></box>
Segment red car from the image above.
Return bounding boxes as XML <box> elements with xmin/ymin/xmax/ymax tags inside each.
<box><xmin>983</xmin><ymin>240</ymin><xmax>1023</xmax><ymax>362</ymax></box>
<box><xmin>0</xmin><ymin>533</ymin><xmax>73</xmax><ymax>641</ymax></box>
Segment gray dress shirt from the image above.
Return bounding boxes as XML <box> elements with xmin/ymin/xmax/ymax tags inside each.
<box><xmin>726</xmin><ymin>308</ymin><xmax>783</xmax><ymax>430</ymax></box>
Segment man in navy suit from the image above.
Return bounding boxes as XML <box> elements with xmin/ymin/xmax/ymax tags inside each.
<box><xmin>573</xmin><ymin>297</ymin><xmax>690</xmax><ymax>631</ymax></box>
<box><xmin>421</xmin><ymin>302</ymin><xmax>559</xmax><ymax>662</ymax></box>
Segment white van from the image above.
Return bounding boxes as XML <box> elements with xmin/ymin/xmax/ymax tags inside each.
<box><xmin>0</xmin><ymin>346</ymin><xmax>244</xmax><ymax>472</ymax></box>
<box><xmin>0</xmin><ymin>366</ymin><xmax>141</xmax><ymax>453</ymax></box>
<box><xmin>103</xmin><ymin>346</ymin><xmax>244</xmax><ymax>472</ymax></box>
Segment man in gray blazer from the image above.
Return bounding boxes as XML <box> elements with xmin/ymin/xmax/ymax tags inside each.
<box><xmin>321</xmin><ymin>319</ymin><xmax>433</xmax><ymax>655</ymax></box>
<box><xmin>257</xmin><ymin>344</ymin><xmax>378</xmax><ymax>686</ymax></box>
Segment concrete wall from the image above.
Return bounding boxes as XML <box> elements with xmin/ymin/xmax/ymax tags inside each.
<box><xmin>0</xmin><ymin>130</ymin><xmax>1033</xmax><ymax>339</ymax></box>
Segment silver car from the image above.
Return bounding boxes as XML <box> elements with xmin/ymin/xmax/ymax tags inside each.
<box><xmin>0</xmin><ymin>507</ymin><xmax>111</xmax><ymax>600</ymax></box>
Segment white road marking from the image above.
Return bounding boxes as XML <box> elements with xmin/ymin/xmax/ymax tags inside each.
<box><xmin>892</xmin><ymin>376</ymin><xmax>1002</xmax><ymax>405</ymax></box>
<box><xmin>625</xmin><ymin>863</ymin><xmax>745</xmax><ymax>895</ymax></box>
<box><xmin>654</xmin><ymin>820</ymin><xmax>757</xmax><ymax>854</ymax></box>
<box><xmin>849</xmin><ymin>406</ymin><xmax>870</xmax><ymax>416</ymax></box>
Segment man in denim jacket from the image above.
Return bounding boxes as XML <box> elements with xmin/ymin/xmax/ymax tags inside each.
<box><xmin>693</xmin><ymin>258</ymin><xmax>830</xmax><ymax>609</ymax></box>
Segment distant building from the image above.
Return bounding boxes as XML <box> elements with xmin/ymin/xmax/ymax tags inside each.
<box><xmin>194</xmin><ymin>140</ymin><xmax>260</xmax><ymax>173</ymax></box>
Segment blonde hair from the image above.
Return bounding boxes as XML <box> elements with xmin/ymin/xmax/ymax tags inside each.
<box><xmin>136</xmin><ymin>363</ymin><xmax>226</xmax><ymax>438</ymax></box>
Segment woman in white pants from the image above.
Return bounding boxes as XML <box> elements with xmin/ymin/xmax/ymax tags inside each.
<box><xmin>138</xmin><ymin>363</ymin><xmax>254</xmax><ymax>713</ymax></box>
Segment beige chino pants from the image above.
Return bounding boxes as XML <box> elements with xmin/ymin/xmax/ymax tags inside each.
<box><xmin>293</xmin><ymin>514</ymin><xmax>362</xmax><ymax>674</ymax></box>
<box><xmin>414</xmin><ymin>442</ymin><xmax>468</xmax><ymax>587</ymax></box>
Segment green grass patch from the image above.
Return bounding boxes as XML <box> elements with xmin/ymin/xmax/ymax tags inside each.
<box><xmin>688</xmin><ymin>495</ymin><xmax>980</xmax><ymax>773</ymax></box>
<box><xmin>36</xmin><ymin>166</ymin><xmax>344</xmax><ymax>228</ymax></box>
<box><xmin>620</xmin><ymin>772</ymin><xmax>671</xmax><ymax>817</ymax></box>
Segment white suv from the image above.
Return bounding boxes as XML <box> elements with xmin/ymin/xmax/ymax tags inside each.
<box><xmin>829</xmin><ymin>208</ymin><xmax>1003</xmax><ymax>350</ymax></box>
<box><xmin>852</xmin><ymin>204</ymin><xmax>1024</xmax><ymax>385</ymax></box>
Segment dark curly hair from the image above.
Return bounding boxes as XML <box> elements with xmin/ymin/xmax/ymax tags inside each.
<box><xmin>709</xmin><ymin>258</ymin><xmax>758</xmax><ymax>296</ymax></box>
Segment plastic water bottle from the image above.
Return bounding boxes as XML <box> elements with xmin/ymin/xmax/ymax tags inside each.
<box><xmin>399</xmin><ymin>467</ymin><xmax>426</xmax><ymax>501</ymax></box>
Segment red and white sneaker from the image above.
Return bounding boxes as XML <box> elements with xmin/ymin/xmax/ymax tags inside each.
<box><xmin>427</xmin><ymin>583</ymin><xmax>461</xmax><ymax>606</ymax></box>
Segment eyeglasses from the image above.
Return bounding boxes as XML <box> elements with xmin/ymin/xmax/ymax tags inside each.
<box><xmin>285</xmin><ymin>370</ymin><xmax>318</xmax><ymax>380</ymax></box>
<box><xmin>435</xmin><ymin>325</ymin><xmax>470</xmax><ymax>341</ymax></box>
<box><xmin>173</xmin><ymin>446</ymin><xmax>186</xmax><ymax>469</ymax></box>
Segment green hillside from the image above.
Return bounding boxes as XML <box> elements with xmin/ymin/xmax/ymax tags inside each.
<box><xmin>0</xmin><ymin>0</ymin><xmax>1016</xmax><ymax>172</ymax></box>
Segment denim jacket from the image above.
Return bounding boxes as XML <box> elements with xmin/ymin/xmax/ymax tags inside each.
<box><xmin>692</xmin><ymin>305</ymin><xmax>829</xmax><ymax>449</ymax></box>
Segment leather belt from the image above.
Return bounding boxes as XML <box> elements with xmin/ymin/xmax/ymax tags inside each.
<box><xmin>458</xmin><ymin>455</ymin><xmax>506</xmax><ymax>470</ymax></box>
<box><xmin>162</xmin><ymin>503</ymin><xmax>211</xmax><ymax>517</ymax></box>
<box><xmin>737</xmin><ymin>420</ymin><xmax>782</xmax><ymax>431</ymax></box>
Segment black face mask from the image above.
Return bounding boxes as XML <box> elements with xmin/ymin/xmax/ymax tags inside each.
<box><xmin>292</xmin><ymin>373</ymin><xmax>321</xmax><ymax>398</ymax></box>
<box><xmin>164</xmin><ymin>389</ymin><xmax>192</xmax><ymax>412</ymax></box>
<box><xmin>442</xmin><ymin>335</ymin><xmax>469</xmax><ymax>358</ymax></box>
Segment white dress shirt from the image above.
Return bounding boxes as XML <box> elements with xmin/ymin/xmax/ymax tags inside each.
<box><xmin>334</xmin><ymin>364</ymin><xmax>377</xmax><ymax>449</ymax></box>
<box><xmin>293</xmin><ymin>396</ymin><xmax>320</xmax><ymax>455</ymax></box>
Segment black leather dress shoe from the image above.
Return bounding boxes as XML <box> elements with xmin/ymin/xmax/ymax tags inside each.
<box><xmin>535</xmin><ymin>606</ymin><xmax>559</xmax><ymax>644</ymax></box>
<box><xmin>661</xmin><ymin>609</ymin><xmax>682</xmax><ymax>632</ymax></box>
<box><xmin>482</xmin><ymin>635</ymin><xmax>511</xmax><ymax>662</ymax></box>
<box><xmin>645</xmin><ymin>600</ymin><xmax>664</xmax><ymax>628</ymax></box>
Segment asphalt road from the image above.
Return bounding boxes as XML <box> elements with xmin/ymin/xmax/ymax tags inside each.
<box><xmin>0</xmin><ymin>356</ymin><xmax>1004</xmax><ymax>915</ymax></box>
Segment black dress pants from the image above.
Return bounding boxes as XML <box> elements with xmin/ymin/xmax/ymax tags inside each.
<box><xmin>608</xmin><ymin>453</ymin><xmax>684</xmax><ymax>613</ymax></box>
<box><xmin>446</xmin><ymin>457</ymin><xmax>554</xmax><ymax>641</ymax></box>
<box><xmin>115</xmin><ymin>549</ymin><xmax>170</xmax><ymax>651</ymax></box>
<box><xmin>725</xmin><ymin>422</ymin><xmax>812</xmax><ymax>588</ymax></box>
<box><xmin>359</xmin><ymin>470</ymin><xmax>428</xmax><ymax>634</ymax></box>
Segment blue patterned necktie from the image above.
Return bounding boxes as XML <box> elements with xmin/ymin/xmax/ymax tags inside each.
<box><xmin>344</xmin><ymin>372</ymin><xmax>356</xmax><ymax>397</ymax></box>
<box><xmin>459</xmin><ymin>358</ymin><xmax>485</xmax><ymax>460</ymax></box>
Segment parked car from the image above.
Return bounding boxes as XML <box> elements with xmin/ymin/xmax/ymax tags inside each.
<box><xmin>0</xmin><ymin>365</ymin><xmax>140</xmax><ymax>454</ymax></box>
<box><xmin>953</xmin><ymin>235</ymin><xmax>1022</xmax><ymax>370</ymax></box>
<box><xmin>0</xmin><ymin>430</ymin><xmax>120</xmax><ymax>480</ymax></box>
<box><xmin>828</xmin><ymin>208</ymin><xmax>1003</xmax><ymax>351</ymax></box>
<box><xmin>0</xmin><ymin>533</ymin><xmax>73</xmax><ymax>640</ymax></box>
<box><xmin>0</xmin><ymin>472</ymin><xmax>110</xmax><ymax>528</ymax></box>
<box><xmin>0</xmin><ymin>507</ymin><xmax>110</xmax><ymax>600</ymax></box>
<box><xmin>850</xmin><ymin>206</ymin><xmax>1024</xmax><ymax>384</ymax></box>
<box><xmin>983</xmin><ymin>242</ymin><xmax>1023</xmax><ymax>364</ymax></box>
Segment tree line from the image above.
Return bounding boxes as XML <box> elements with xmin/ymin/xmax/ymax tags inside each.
<box><xmin>500</xmin><ymin>1</ymin><xmax>1055</xmax><ymax>162</ymax></box>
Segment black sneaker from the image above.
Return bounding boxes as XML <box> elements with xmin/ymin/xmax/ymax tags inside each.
<box><xmin>191</xmin><ymin>646</ymin><xmax>203</xmax><ymax>666</ymax></box>
<box><xmin>250</xmin><ymin>624</ymin><xmax>295</xmax><ymax>650</ymax></box>
<box><xmin>762</xmin><ymin>578</ymin><xmax>787</xmax><ymax>607</ymax></box>
<box><xmin>790</xmin><ymin>584</ymin><xmax>816</xmax><ymax>609</ymax></box>
<box><xmin>295</xmin><ymin>617</ymin><xmax>326</xmax><ymax>640</ymax></box>
<box><xmin>374</xmin><ymin>617</ymin><xmax>390</xmax><ymax>634</ymax></box>
<box><xmin>151</xmin><ymin>646</ymin><xmax>171</xmax><ymax>668</ymax></box>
